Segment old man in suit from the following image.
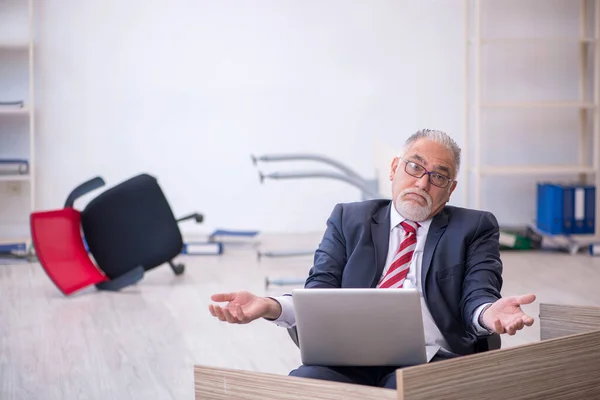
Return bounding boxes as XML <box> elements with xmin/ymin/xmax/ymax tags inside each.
<box><xmin>209</xmin><ymin>129</ymin><xmax>535</xmax><ymax>389</ymax></box>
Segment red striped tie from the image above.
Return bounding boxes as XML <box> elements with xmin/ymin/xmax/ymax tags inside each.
<box><xmin>377</xmin><ymin>221</ymin><xmax>419</xmax><ymax>289</ymax></box>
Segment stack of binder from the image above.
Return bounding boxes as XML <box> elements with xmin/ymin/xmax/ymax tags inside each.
<box><xmin>0</xmin><ymin>240</ymin><xmax>28</xmax><ymax>256</ymax></box>
<box><xmin>498</xmin><ymin>227</ymin><xmax>543</xmax><ymax>251</ymax></box>
<box><xmin>0</xmin><ymin>100</ymin><xmax>24</xmax><ymax>108</ymax></box>
<box><xmin>536</xmin><ymin>182</ymin><xmax>595</xmax><ymax>235</ymax></box>
<box><xmin>181</xmin><ymin>241</ymin><xmax>223</xmax><ymax>255</ymax></box>
<box><xmin>0</xmin><ymin>238</ymin><xmax>31</xmax><ymax>264</ymax></box>
<box><xmin>0</xmin><ymin>159</ymin><xmax>29</xmax><ymax>175</ymax></box>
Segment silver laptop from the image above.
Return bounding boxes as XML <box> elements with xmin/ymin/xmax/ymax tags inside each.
<box><xmin>292</xmin><ymin>288</ymin><xmax>438</xmax><ymax>367</ymax></box>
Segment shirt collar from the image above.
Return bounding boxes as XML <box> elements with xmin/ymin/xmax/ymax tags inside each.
<box><xmin>390</xmin><ymin>203</ymin><xmax>433</xmax><ymax>232</ymax></box>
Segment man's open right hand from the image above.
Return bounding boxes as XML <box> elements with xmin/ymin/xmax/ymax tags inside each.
<box><xmin>208</xmin><ymin>291</ymin><xmax>282</xmax><ymax>324</ymax></box>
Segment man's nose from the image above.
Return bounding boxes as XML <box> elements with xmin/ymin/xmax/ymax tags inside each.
<box><xmin>415</xmin><ymin>174</ymin><xmax>430</xmax><ymax>190</ymax></box>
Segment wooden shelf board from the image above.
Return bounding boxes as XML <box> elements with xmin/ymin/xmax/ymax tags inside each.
<box><xmin>0</xmin><ymin>42</ymin><xmax>29</xmax><ymax>50</ymax></box>
<box><xmin>0</xmin><ymin>175</ymin><xmax>30</xmax><ymax>182</ymax></box>
<box><xmin>474</xmin><ymin>166</ymin><xmax>597</xmax><ymax>175</ymax></box>
<box><xmin>480</xmin><ymin>102</ymin><xmax>596</xmax><ymax>109</ymax></box>
<box><xmin>469</xmin><ymin>37</ymin><xmax>597</xmax><ymax>44</ymax></box>
<box><xmin>0</xmin><ymin>108</ymin><xmax>30</xmax><ymax>115</ymax></box>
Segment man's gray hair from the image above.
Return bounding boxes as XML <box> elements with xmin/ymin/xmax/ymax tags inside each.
<box><xmin>401</xmin><ymin>129</ymin><xmax>461</xmax><ymax>177</ymax></box>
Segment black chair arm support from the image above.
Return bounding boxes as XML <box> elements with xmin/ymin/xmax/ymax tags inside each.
<box><xmin>476</xmin><ymin>332</ymin><xmax>501</xmax><ymax>352</ymax></box>
<box><xmin>288</xmin><ymin>326</ymin><xmax>300</xmax><ymax>347</ymax></box>
<box><xmin>64</xmin><ymin>176</ymin><xmax>106</xmax><ymax>208</ymax></box>
<box><xmin>95</xmin><ymin>266</ymin><xmax>145</xmax><ymax>291</ymax></box>
<box><xmin>286</xmin><ymin>326</ymin><xmax>501</xmax><ymax>353</ymax></box>
<box><xmin>176</xmin><ymin>212</ymin><xmax>203</xmax><ymax>224</ymax></box>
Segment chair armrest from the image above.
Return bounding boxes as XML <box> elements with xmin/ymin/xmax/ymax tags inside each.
<box><xmin>64</xmin><ymin>176</ymin><xmax>106</xmax><ymax>208</ymax></box>
<box><xmin>287</xmin><ymin>326</ymin><xmax>300</xmax><ymax>347</ymax></box>
<box><xmin>176</xmin><ymin>212</ymin><xmax>203</xmax><ymax>223</ymax></box>
<box><xmin>474</xmin><ymin>333</ymin><xmax>501</xmax><ymax>352</ymax></box>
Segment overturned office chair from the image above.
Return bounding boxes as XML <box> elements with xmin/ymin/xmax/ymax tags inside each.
<box><xmin>31</xmin><ymin>173</ymin><xmax>203</xmax><ymax>296</ymax></box>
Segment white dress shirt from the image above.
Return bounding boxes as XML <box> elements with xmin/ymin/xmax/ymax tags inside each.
<box><xmin>269</xmin><ymin>205</ymin><xmax>492</xmax><ymax>352</ymax></box>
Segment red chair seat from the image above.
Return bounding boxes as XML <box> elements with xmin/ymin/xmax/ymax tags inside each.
<box><xmin>31</xmin><ymin>208</ymin><xmax>108</xmax><ymax>295</ymax></box>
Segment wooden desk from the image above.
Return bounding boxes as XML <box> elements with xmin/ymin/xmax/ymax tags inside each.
<box><xmin>194</xmin><ymin>303</ymin><xmax>600</xmax><ymax>399</ymax></box>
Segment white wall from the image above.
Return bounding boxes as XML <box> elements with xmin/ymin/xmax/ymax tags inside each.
<box><xmin>0</xmin><ymin>0</ymin><xmax>591</xmax><ymax>238</ymax></box>
<box><xmin>30</xmin><ymin>0</ymin><xmax>466</xmax><ymax>236</ymax></box>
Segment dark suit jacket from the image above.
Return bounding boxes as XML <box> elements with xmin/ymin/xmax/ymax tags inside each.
<box><xmin>304</xmin><ymin>199</ymin><xmax>503</xmax><ymax>356</ymax></box>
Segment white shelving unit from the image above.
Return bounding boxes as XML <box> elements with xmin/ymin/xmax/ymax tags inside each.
<box><xmin>464</xmin><ymin>0</ymin><xmax>600</xmax><ymax>246</ymax></box>
<box><xmin>0</xmin><ymin>0</ymin><xmax>35</xmax><ymax>247</ymax></box>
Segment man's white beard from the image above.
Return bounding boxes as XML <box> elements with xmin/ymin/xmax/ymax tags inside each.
<box><xmin>394</xmin><ymin>188</ymin><xmax>433</xmax><ymax>222</ymax></box>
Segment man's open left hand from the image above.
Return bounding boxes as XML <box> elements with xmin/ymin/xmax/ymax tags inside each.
<box><xmin>482</xmin><ymin>294</ymin><xmax>536</xmax><ymax>335</ymax></box>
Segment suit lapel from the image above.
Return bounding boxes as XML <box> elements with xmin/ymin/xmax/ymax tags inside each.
<box><xmin>422</xmin><ymin>208</ymin><xmax>449</xmax><ymax>283</ymax></box>
<box><xmin>370</xmin><ymin>203</ymin><xmax>391</xmax><ymax>287</ymax></box>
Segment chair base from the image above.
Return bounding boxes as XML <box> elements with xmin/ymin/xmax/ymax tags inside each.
<box><xmin>95</xmin><ymin>266</ymin><xmax>145</xmax><ymax>291</ymax></box>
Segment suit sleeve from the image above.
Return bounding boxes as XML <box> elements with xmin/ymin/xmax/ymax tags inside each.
<box><xmin>304</xmin><ymin>203</ymin><xmax>348</xmax><ymax>289</ymax></box>
<box><xmin>461</xmin><ymin>211</ymin><xmax>503</xmax><ymax>335</ymax></box>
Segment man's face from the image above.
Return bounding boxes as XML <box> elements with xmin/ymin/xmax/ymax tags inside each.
<box><xmin>389</xmin><ymin>138</ymin><xmax>458</xmax><ymax>221</ymax></box>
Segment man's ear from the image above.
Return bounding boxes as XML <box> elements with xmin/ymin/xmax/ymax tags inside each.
<box><xmin>389</xmin><ymin>157</ymin><xmax>400</xmax><ymax>181</ymax></box>
<box><xmin>447</xmin><ymin>180</ymin><xmax>458</xmax><ymax>201</ymax></box>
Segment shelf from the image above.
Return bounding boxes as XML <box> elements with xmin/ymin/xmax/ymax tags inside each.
<box><xmin>0</xmin><ymin>107</ymin><xmax>30</xmax><ymax>115</ymax></box>
<box><xmin>469</xmin><ymin>37</ymin><xmax>597</xmax><ymax>44</ymax></box>
<box><xmin>0</xmin><ymin>175</ymin><xmax>30</xmax><ymax>182</ymax></box>
<box><xmin>465</xmin><ymin>1</ymin><xmax>600</xmax><ymax>251</ymax></box>
<box><xmin>0</xmin><ymin>0</ymin><xmax>35</xmax><ymax>245</ymax></box>
<box><xmin>480</xmin><ymin>102</ymin><xmax>596</xmax><ymax>109</ymax></box>
<box><xmin>476</xmin><ymin>166</ymin><xmax>597</xmax><ymax>176</ymax></box>
<box><xmin>0</xmin><ymin>41</ymin><xmax>29</xmax><ymax>50</ymax></box>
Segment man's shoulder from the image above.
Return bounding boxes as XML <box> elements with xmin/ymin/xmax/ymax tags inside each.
<box><xmin>327</xmin><ymin>199</ymin><xmax>390</xmax><ymax>234</ymax></box>
<box><xmin>443</xmin><ymin>205</ymin><xmax>499</xmax><ymax>227</ymax></box>
<box><xmin>336</xmin><ymin>199</ymin><xmax>391</xmax><ymax>216</ymax></box>
<box><xmin>327</xmin><ymin>199</ymin><xmax>391</xmax><ymax>226</ymax></box>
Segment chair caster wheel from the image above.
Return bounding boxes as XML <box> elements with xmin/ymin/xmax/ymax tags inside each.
<box><xmin>174</xmin><ymin>264</ymin><xmax>185</xmax><ymax>275</ymax></box>
<box><xmin>170</xmin><ymin>262</ymin><xmax>185</xmax><ymax>275</ymax></box>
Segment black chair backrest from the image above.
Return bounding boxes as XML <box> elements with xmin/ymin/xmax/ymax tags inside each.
<box><xmin>81</xmin><ymin>173</ymin><xmax>183</xmax><ymax>278</ymax></box>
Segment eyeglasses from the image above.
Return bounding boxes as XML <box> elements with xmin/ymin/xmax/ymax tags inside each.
<box><xmin>399</xmin><ymin>158</ymin><xmax>455</xmax><ymax>188</ymax></box>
